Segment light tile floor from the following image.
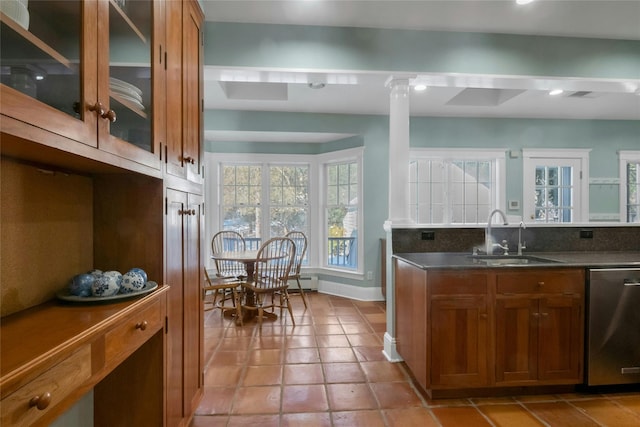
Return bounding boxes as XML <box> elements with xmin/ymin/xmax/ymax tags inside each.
<box><xmin>192</xmin><ymin>292</ymin><xmax>640</xmax><ymax>427</ymax></box>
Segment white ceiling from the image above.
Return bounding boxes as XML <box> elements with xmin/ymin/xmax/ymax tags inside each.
<box><xmin>202</xmin><ymin>0</ymin><xmax>640</xmax><ymax>143</ymax></box>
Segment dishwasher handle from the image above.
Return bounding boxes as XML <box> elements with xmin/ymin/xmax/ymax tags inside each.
<box><xmin>623</xmin><ymin>279</ymin><xmax>640</xmax><ymax>286</ymax></box>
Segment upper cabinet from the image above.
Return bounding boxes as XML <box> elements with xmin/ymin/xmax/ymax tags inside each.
<box><xmin>165</xmin><ymin>0</ymin><xmax>203</xmax><ymax>184</ymax></box>
<box><xmin>0</xmin><ymin>0</ymin><xmax>163</xmax><ymax>171</ymax></box>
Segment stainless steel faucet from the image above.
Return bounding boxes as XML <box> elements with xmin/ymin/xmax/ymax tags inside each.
<box><xmin>517</xmin><ymin>220</ymin><xmax>527</xmax><ymax>256</ymax></box>
<box><xmin>486</xmin><ymin>209</ymin><xmax>508</xmax><ymax>255</ymax></box>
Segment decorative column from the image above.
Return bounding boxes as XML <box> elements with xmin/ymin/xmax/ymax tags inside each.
<box><xmin>383</xmin><ymin>77</ymin><xmax>413</xmax><ymax>362</ymax></box>
<box><xmin>386</xmin><ymin>77</ymin><xmax>412</xmax><ymax>224</ymax></box>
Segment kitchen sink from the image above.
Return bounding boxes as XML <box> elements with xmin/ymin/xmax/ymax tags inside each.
<box><xmin>470</xmin><ymin>255</ymin><xmax>559</xmax><ymax>266</ymax></box>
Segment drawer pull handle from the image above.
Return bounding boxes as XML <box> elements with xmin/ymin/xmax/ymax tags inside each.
<box><xmin>29</xmin><ymin>392</ymin><xmax>52</xmax><ymax>410</ymax></box>
<box><xmin>135</xmin><ymin>321</ymin><xmax>148</xmax><ymax>331</ymax></box>
<box><xmin>537</xmin><ymin>281</ymin><xmax>545</xmax><ymax>286</ymax></box>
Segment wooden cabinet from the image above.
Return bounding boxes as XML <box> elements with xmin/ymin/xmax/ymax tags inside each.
<box><xmin>0</xmin><ymin>0</ymin><xmax>164</xmax><ymax>171</ymax></box>
<box><xmin>395</xmin><ymin>259</ymin><xmax>428</xmax><ymax>390</ymax></box>
<box><xmin>495</xmin><ymin>269</ymin><xmax>584</xmax><ymax>385</ymax></box>
<box><xmin>166</xmin><ymin>189</ymin><xmax>204</xmax><ymax>426</ymax></box>
<box><xmin>165</xmin><ymin>0</ymin><xmax>204</xmax><ymax>183</ymax></box>
<box><xmin>394</xmin><ymin>260</ymin><xmax>585</xmax><ymax>395</ymax></box>
<box><xmin>1</xmin><ymin>0</ymin><xmax>205</xmax><ymax>425</ymax></box>
<box><xmin>0</xmin><ymin>289</ymin><xmax>168</xmax><ymax>427</ymax></box>
<box><xmin>429</xmin><ymin>270</ymin><xmax>490</xmax><ymax>388</ymax></box>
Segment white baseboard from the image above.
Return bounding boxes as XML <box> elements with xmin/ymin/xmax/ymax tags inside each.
<box><xmin>317</xmin><ymin>279</ymin><xmax>385</xmax><ymax>301</ymax></box>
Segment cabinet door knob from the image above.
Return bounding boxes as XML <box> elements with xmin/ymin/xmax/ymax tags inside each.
<box><xmin>135</xmin><ymin>321</ymin><xmax>148</xmax><ymax>331</ymax></box>
<box><xmin>89</xmin><ymin>102</ymin><xmax>105</xmax><ymax>116</ymax></box>
<box><xmin>183</xmin><ymin>156</ymin><xmax>195</xmax><ymax>164</ymax></box>
<box><xmin>29</xmin><ymin>392</ymin><xmax>52</xmax><ymax>410</ymax></box>
<box><xmin>102</xmin><ymin>109</ymin><xmax>117</xmax><ymax>123</ymax></box>
<box><xmin>537</xmin><ymin>281</ymin><xmax>545</xmax><ymax>287</ymax></box>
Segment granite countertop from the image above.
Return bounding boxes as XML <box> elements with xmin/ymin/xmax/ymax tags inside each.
<box><xmin>393</xmin><ymin>251</ymin><xmax>640</xmax><ymax>270</ymax></box>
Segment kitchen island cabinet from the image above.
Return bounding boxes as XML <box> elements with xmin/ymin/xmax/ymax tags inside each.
<box><xmin>394</xmin><ymin>257</ymin><xmax>585</xmax><ymax>397</ymax></box>
<box><xmin>495</xmin><ymin>270</ymin><xmax>584</xmax><ymax>385</ymax></box>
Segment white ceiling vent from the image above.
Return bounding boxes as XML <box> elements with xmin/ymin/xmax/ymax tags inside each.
<box><xmin>219</xmin><ymin>81</ymin><xmax>288</xmax><ymax>101</ymax></box>
<box><xmin>566</xmin><ymin>91</ymin><xmax>598</xmax><ymax>98</ymax></box>
<box><xmin>446</xmin><ymin>88</ymin><xmax>525</xmax><ymax>107</ymax></box>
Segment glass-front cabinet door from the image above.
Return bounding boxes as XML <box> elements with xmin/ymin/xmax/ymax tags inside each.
<box><xmin>97</xmin><ymin>0</ymin><xmax>162</xmax><ymax>169</ymax></box>
<box><xmin>0</xmin><ymin>0</ymin><xmax>162</xmax><ymax>170</ymax></box>
<box><xmin>0</xmin><ymin>0</ymin><xmax>97</xmax><ymax>146</ymax></box>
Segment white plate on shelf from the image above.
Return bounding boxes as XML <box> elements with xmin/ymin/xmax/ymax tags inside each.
<box><xmin>109</xmin><ymin>77</ymin><xmax>143</xmax><ymax>96</ymax></box>
<box><xmin>111</xmin><ymin>91</ymin><xmax>145</xmax><ymax>110</ymax></box>
<box><xmin>56</xmin><ymin>281</ymin><xmax>158</xmax><ymax>303</ymax></box>
<box><xmin>110</xmin><ymin>86</ymin><xmax>143</xmax><ymax>102</ymax></box>
<box><xmin>1</xmin><ymin>0</ymin><xmax>30</xmax><ymax>30</ymax></box>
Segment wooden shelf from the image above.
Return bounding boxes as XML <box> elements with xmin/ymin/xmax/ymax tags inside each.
<box><xmin>0</xmin><ymin>13</ymin><xmax>73</xmax><ymax>70</ymax></box>
<box><xmin>109</xmin><ymin>0</ymin><xmax>147</xmax><ymax>45</ymax></box>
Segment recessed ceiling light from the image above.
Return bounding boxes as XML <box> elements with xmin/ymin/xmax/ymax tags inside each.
<box><xmin>549</xmin><ymin>89</ymin><xmax>564</xmax><ymax>96</ymax></box>
<box><xmin>414</xmin><ymin>84</ymin><xmax>427</xmax><ymax>91</ymax></box>
<box><xmin>516</xmin><ymin>0</ymin><xmax>535</xmax><ymax>5</ymax></box>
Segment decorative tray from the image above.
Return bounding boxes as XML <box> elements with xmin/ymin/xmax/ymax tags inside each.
<box><xmin>56</xmin><ymin>281</ymin><xmax>158</xmax><ymax>303</ymax></box>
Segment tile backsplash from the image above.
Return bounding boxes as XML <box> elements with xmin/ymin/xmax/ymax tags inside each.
<box><xmin>392</xmin><ymin>226</ymin><xmax>640</xmax><ymax>254</ymax></box>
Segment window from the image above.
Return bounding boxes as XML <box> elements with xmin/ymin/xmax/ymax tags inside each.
<box><xmin>409</xmin><ymin>149</ymin><xmax>506</xmax><ymax>224</ymax></box>
<box><xmin>220</xmin><ymin>163</ymin><xmax>310</xmax><ymax>250</ymax></box>
<box><xmin>269</xmin><ymin>165</ymin><xmax>310</xmax><ymax>260</ymax></box>
<box><xmin>619</xmin><ymin>151</ymin><xmax>640</xmax><ymax>223</ymax></box>
<box><xmin>325</xmin><ymin>161</ymin><xmax>359</xmax><ymax>269</ymax></box>
<box><xmin>210</xmin><ymin>149</ymin><xmax>363</xmax><ymax>276</ymax></box>
<box><xmin>523</xmin><ymin>149</ymin><xmax>590</xmax><ymax>223</ymax></box>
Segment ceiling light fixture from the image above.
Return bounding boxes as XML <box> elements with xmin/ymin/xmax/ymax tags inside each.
<box><xmin>414</xmin><ymin>84</ymin><xmax>428</xmax><ymax>91</ymax></box>
<box><xmin>308</xmin><ymin>82</ymin><xmax>326</xmax><ymax>89</ymax></box>
<box><xmin>516</xmin><ymin>0</ymin><xmax>535</xmax><ymax>5</ymax></box>
<box><xmin>549</xmin><ymin>89</ymin><xmax>564</xmax><ymax>96</ymax></box>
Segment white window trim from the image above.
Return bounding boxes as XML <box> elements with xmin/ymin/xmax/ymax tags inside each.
<box><xmin>409</xmin><ymin>148</ymin><xmax>507</xmax><ymax>224</ymax></box>
<box><xmin>205</xmin><ymin>148</ymin><xmax>364</xmax><ymax>277</ymax></box>
<box><xmin>619</xmin><ymin>150</ymin><xmax>640</xmax><ymax>222</ymax></box>
<box><xmin>522</xmin><ymin>148</ymin><xmax>591</xmax><ymax>224</ymax></box>
<box><xmin>318</xmin><ymin>147</ymin><xmax>364</xmax><ymax>276</ymax></box>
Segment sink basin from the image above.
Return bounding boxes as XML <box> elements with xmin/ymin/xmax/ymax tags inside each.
<box><xmin>470</xmin><ymin>255</ymin><xmax>558</xmax><ymax>267</ymax></box>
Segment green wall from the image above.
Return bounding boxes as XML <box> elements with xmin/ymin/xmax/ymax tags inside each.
<box><xmin>202</xmin><ymin>22</ymin><xmax>640</xmax><ymax>290</ymax></box>
<box><xmin>204</xmin><ymin>22</ymin><xmax>640</xmax><ymax>79</ymax></box>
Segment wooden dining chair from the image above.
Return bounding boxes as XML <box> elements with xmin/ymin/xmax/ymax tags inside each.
<box><xmin>203</xmin><ymin>268</ymin><xmax>243</xmax><ymax>319</ymax></box>
<box><xmin>285</xmin><ymin>231</ymin><xmax>309</xmax><ymax>308</ymax></box>
<box><xmin>211</xmin><ymin>230</ymin><xmax>247</xmax><ymax>278</ymax></box>
<box><xmin>240</xmin><ymin>237</ymin><xmax>296</xmax><ymax>326</ymax></box>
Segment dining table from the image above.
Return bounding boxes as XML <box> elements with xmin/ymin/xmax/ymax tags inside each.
<box><xmin>211</xmin><ymin>250</ymin><xmax>284</xmax><ymax>325</ymax></box>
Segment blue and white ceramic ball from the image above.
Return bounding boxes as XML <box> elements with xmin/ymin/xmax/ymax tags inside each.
<box><xmin>92</xmin><ymin>270</ymin><xmax>122</xmax><ymax>297</ymax></box>
<box><xmin>88</xmin><ymin>269</ymin><xmax>103</xmax><ymax>277</ymax></box>
<box><xmin>120</xmin><ymin>270</ymin><xmax>145</xmax><ymax>294</ymax></box>
<box><xmin>69</xmin><ymin>273</ymin><xmax>95</xmax><ymax>297</ymax></box>
<box><xmin>128</xmin><ymin>267</ymin><xmax>147</xmax><ymax>283</ymax></box>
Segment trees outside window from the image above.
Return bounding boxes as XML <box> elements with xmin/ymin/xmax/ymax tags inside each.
<box><xmin>522</xmin><ymin>149</ymin><xmax>590</xmax><ymax>223</ymax></box>
<box><xmin>619</xmin><ymin>151</ymin><xmax>640</xmax><ymax>223</ymax></box>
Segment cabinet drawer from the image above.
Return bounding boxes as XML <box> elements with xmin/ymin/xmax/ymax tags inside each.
<box><xmin>1</xmin><ymin>345</ymin><xmax>91</xmax><ymax>426</ymax></box>
<box><xmin>104</xmin><ymin>297</ymin><xmax>163</xmax><ymax>366</ymax></box>
<box><xmin>497</xmin><ymin>269</ymin><xmax>584</xmax><ymax>294</ymax></box>
<box><xmin>429</xmin><ymin>271</ymin><xmax>488</xmax><ymax>295</ymax></box>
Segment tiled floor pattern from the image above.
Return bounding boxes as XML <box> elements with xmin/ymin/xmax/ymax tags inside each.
<box><xmin>192</xmin><ymin>292</ymin><xmax>640</xmax><ymax>427</ymax></box>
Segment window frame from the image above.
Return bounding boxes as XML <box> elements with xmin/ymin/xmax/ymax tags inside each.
<box><xmin>318</xmin><ymin>147</ymin><xmax>364</xmax><ymax>275</ymax></box>
<box><xmin>522</xmin><ymin>148</ymin><xmax>590</xmax><ymax>224</ymax></box>
<box><xmin>409</xmin><ymin>148</ymin><xmax>507</xmax><ymax>225</ymax></box>
<box><xmin>206</xmin><ymin>149</ymin><xmax>364</xmax><ymax>277</ymax></box>
<box><xmin>619</xmin><ymin>150</ymin><xmax>640</xmax><ymax>223</ymax></box>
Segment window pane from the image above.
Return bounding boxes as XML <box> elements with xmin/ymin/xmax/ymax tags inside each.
<box><xmin>326</xmin><ymin>160</ymin><xmax>359</xmax><ymax>270</ymax></box>
<box><xmin>411</xmin><ymin>156</ymin><xmax>499</xmax><ymax>225</ymax></box>
<box><xmin>627</xmin><ymin>162</ymin><xmax>639</xmax><ymax>223</ymax></box>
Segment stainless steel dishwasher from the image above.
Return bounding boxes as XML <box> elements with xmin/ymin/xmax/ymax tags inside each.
<box><xmin>587</xmin><ymin>268</ymin><xmax>640</xmax><ymax>386</ymax></box>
